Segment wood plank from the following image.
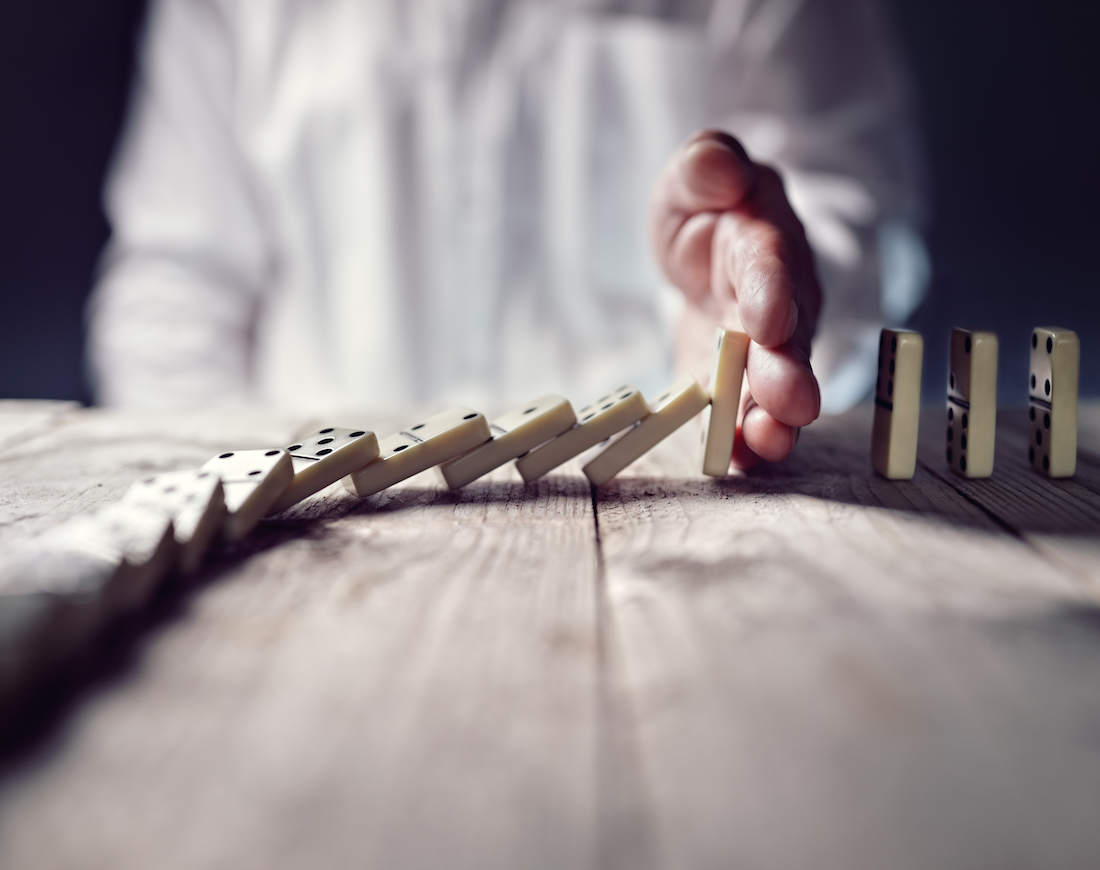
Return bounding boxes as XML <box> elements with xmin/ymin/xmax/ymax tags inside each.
<box><xmin>0</xmin><ymin>408</ymin><xmax>603</xmax><ymax>870</ymax></box>
<box><xmin>597</xmin><ymin>410</ymin><xmax>1100</xmax><ymax>870</ymax></box>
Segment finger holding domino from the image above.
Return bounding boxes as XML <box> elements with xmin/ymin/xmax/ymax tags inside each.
<box><xmin>267</xmin><ymin>427</ymin><xmax>380</xmax><ymax>515</ymax></box>
<box><xmin>440</xmin><ymin>395</ymin><xmax>575</xmax><ymax>489</ymax></box>
<box><xmin>202</xmin><ymin>448</ymin><xmax>293</xmax><ymax>540</ymax></box>
<box><xmin>700</xmin><ymin>327</ymin><xmax>749</xmax><ymax>477</ymax></box>
<box><xmin>344</xmin><ymin>408</ymin><xmax>491</xmax><ymax>498</ymax></box>
<box><xmin>583</xmin><ymin>376</ymin><xmax>710</xmax><ymax>486</ymax></box>
<box><xmin>515</xmin><ymin>385</ymin><xmax>649</xmax><ymax>483</ymax></box>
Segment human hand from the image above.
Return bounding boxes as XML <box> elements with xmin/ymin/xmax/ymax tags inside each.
<box><xmin>650</xmin><ymin>130</ymin><xmax>822</xmax><ymax>469</ymax></box>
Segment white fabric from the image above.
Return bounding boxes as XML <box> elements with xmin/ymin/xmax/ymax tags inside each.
<box><xmin>88</xmin><ymin>0</ymin><xmax>925</xmax><ymax>414</ymax></box>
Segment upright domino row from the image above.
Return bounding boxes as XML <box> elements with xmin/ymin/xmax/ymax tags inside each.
<box><xmin>873</xmin><ymin>325</ymin><xmax>1080</xmax><ymax>480</ymax></box>
<box><xmin>0</xmin><ymin>328</ymin><xmax>750</xmax><ymax>713</ymax></box>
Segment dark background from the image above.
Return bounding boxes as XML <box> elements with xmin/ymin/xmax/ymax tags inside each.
<box><xmin>0</xmin><ymin>0</ymin><xmax>1096</xmax><ymax>405</ymax></box>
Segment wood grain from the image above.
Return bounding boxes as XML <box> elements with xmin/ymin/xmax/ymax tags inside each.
<box><xmin>1</xmin><ymin>403</ymin><xmax>1100</xmax><ymax>869</ymax></box>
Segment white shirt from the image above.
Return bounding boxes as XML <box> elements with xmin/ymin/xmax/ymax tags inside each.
<box><xmin>88</xmin><ymin>0</ymin><xmax>926</xmax><ymax>414</ymax></box>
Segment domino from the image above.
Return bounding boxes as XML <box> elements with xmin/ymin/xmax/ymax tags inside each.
<box><xmin>582</xmin><ymin>376</ymin><xmax>710</xmax><ymax>487</ymax></box>
<box><xmin>121</xmin><ymin>470</ymin><xmax>226</xmax><ymax>574</ymax></box>
<box><xmin>1029</xmin><ymin>327</ymin><xmax>1079</xmax><ymax>477</ymax></box>
<box><xmin>439</xmin><ymin>395</ymin><xmax>576</xmax><ymax>489</ymax></box>
<box><xmin>700</xmin><ymin>328</ymin><xmax>749</xmax><ymax>477</ymax></box>
<box><xmin>946</xmin><ymin>328</ymin><xmax>998</xmax><ymax>477</ymax></box>
<box><xmin>344</xmin><ymin>408</ymin><xmax>492</xmax><ymax>498</ymax></box>
<box><xmin>871</xmin><ymin>328</ymin><xmax>923</xmax><ymax>479</ymax></box>
<box><xmin>267</xmin><ymin>427</ymin><xmax>380</xmax><ymax>515</ymax></box>
<box><xmin>515</xmin><ymin>385</ymin><xmax>649</xmax><ymax>483</ymax></box>
<box><xmin>202</xmin><ymin>448</ymin><xmax>293</xmax><ymax>541</ymax></box>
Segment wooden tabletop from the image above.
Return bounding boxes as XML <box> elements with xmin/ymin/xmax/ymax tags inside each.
<box><xmin>1</xmin><ymin>399</ymin><xmax>1099</xmax><ymax>870</ymax></box>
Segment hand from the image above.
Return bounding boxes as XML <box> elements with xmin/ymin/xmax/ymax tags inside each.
<box><xmin>650</xmin><ymin>130</ymin><xmax>822</xmax><ymax>469</ymax></box>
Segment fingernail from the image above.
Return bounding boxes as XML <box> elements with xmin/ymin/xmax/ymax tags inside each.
<box><xmin>785</xmin><ymin>298</ymin><xmax>798</xmax><ymax>340</ymax></box>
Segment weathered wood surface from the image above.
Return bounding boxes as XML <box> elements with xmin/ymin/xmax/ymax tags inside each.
<box><xmin>0</xmin><ymin>401</ymin><xmax>1099</xmax><ymax>869</ymax></box>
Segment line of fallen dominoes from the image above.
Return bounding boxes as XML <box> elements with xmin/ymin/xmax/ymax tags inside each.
<box><xmin>0</xmin><ymin>329</ymin><xmax>750</xmax><ymax>713</ymax></box>
<box><xmin>873</xmin><ymin>325</ymin><xmax>1080</xmax><ymax>480</ymax></box>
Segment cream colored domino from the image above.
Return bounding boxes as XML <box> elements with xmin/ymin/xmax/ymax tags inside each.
<box><xmin>121</xmin><ymin>470</ymin><xmax>226</xmax><ymax>574</ymax></box>
<box><xmin>439</xmin><ymin>395</ymin><xmax>576</xmax><ymax>489</ymax></box>
<box><xmin>1029</xmin><ymin>326</ymin><xmax>1079</xmax><ymax>477</ymax></box>
<box><xmin>515</xmin><ymin>385</ymin><xmax>649</xmax><ymax>483</ymax></box>
<box><xmin>871</xmin><ymin>328</ymin><xmax>923</xmax><ymax>479</ymax></box>
<box><xmin>344</xmin><ymin>408</ymin><xmax>492</xmax><ymax>498</ymax></box>
<box><xmin>701</xmin><ymin>328</ymin><xmax>749</xmax><ymax>477</ymax></box>
<box><xmin>202</xmin><ymin>448</ymin><xmax>293</xmax><ymax>541</ymax></box>
<box><xmin>946</xmin><ymin>328</ymin><xmax>998</xmax><ymax>478</ymax></box>
<box><xmin>268</xmin><ymin>427</ymin><xmax>380</xmax><ymax>514</ymax></box>
<box><xmin>582</xmin><ymin>376</ymin><xmax>710</xmax><ymax>487</ymax></box>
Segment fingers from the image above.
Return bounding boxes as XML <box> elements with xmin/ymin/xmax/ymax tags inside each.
<box><xmin>651</xmin><ymin>131</ymin><xmax>757</xmax><ymax>300</ymax></box>
<box><xmin>730</xmin><ymin>395</ymin><xmax>799</xmax><ymax>469</ymax></box>
<box><xmin>711</xmin><ymin>167</ymin><xmax>819</xmax><ymax>350</ymax></box>
<box><xmin>745</xmin><ymin>340</ymin><xmax>820</xmax><ymax>428</ymax></box>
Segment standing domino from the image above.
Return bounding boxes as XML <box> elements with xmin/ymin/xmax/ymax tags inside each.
<box><xmin>202</xmin><ymin>448</ymin><xmax>293</xmax><ymax>541</ymax></box>
<box><xmin>121</xmin><ymin>470</ymin><xmax>226</xmax><ymax>574</ymax></box>
<box><xmin>1029</xmin><ymin>327</ymin><xmax>1079</xmax><ymax>477</ymax></box>
<box><xmin>871</xmin><ymin>328</ymin><xmax>923</xmax><ymax>479</ymax></box>
<box><xmin>267</xmin><ymin>427</ymin><xmax>380</xmax><ymax>514</ymax></box>
<box><xmin>946</xmin><ymin>328</ymin><xmax>998</xmax><ymax>477</ymax></box>
<box><xmin>515</xmin><ymin>386</ymin><xmax>649</xmax><ymax>482</ymax></box>
<box><xmin>583</xmin><ymin>376</ymin><xmax>710</xmax><ymax>487</ymax></box>
<box><xmin>345</xmin><ymin>408</ymin><xmax>491</xmax><ymax>498</ymax></box>
<box><xmin>439</xmin><ymin>395</ymin><xmax>575</xmax><ymax>489</ymax></box>
<box><xmin>700</xmin><ymin>328</ymin><xmax>750</xmax><ymax>477</ymax></box>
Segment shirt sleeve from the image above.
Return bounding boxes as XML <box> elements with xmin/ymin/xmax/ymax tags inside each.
<box><xmin>87</xmin><ymin>0</ymin><xmax>270</xmax><ymax>407</ymax></box>
<box><xmin>704</xmin><ymin>0</ymin><xmax>929</xmax><ymax>412</ymax></box>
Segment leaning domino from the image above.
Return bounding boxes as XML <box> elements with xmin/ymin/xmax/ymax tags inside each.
<box><xmin>1029</xmin><ymin>327</ymin><xmax>1079</xmax><ymax>477</ymax></box>
<box><xmin>946</xmin><ymin>328</ymin><xmax>998</xmax><ymax>478</ymax></box>
<box><xmin>583</xmin><ymin>376</ymin><xmax>710</xmax><ymax>487</ymax></box>
<box><xmin>268</xmin><ymin>427</ymin><xmax>380</xmax><ymax>514</ymax></box>
<box><xmin>515</xmin><ymin>385</ymin><xmax>649</xmax><ymax>483</ymax></box>
<box><xmin>871</xmin><ymin>328</ymin><xmax>923</xmax><ymax>479</ymax></box>
<box><xmin>121</xmin><ymin>470</ymin><xmax>226</xmax><ymax>574</ymax></box>
<box><xmin>701</xmin><ymin>328</ymin><xmax>749</xmax><ymax>477</ymax></box>
<box><xmin>202</xmin><ymin>448</ymin><xmax>293</xmax><ymax>541</ymax></box>
<box><xmin>440</xmin><ymin>395</ymin><xmax>575</xmax><ymax>489</ymax></box>
<box><xmin>344</xmin><ymin>408</ymin><xmax>491</xmax><ymax>498</ymax></box>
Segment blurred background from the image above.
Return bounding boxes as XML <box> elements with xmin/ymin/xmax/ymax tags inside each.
<box><xmin>0</xmin><ymin>0</ymin><xmax>1096</xmax><ymax>406</ymax></box>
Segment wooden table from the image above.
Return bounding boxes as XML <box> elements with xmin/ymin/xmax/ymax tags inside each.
<box><xmin>1</xmin><ymin>399</ymin><xmax>1099</xmax><ymax>870</ymax></box>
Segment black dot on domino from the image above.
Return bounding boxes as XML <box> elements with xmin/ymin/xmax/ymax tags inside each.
<box><xmin>1045</xmin><ymin>379</ymin><xmax>1051</xmax><ymax>395</ymax></box>
<box><xmin>318</xmin><ymin>438</ymin><xmax>334</xmax><ymax>445</ymax></box>
<box><xmin>1046</xmin><ymin>337</ymin><xmax>1053</xmax><ymax>353</ymax></box>
<box><xmin>350</xmin><ymin>431</ymin><xmax>365</xmax><ymax>437</ymax></box>
<box><xmin>1032</xmin><ymin>333</ymin><xmax>1038</xmax><ymax>349</ymax></box>
<box><xmin>891</xmin><ymin>337</ymin><xmax>897</xmax><ymax>352</ymax></box>
<box><xmin>601</xmin><ymin>403</ymin><xmax>613</xmax><ymax>411</ymax></box>
<box><xmin>411</xmin><ymin>423</ymin><xmax>426</xmax><ymax>430</ymax></box>
<box><xmin>288</xmin><ymin>444</ymin><xmax>302</xmax><ymax>451</ymax></box>
<box><xmin>961</xmin><ymin>434</ymin><xmax>967</xmax><ymax>450</ymax></box>
<box><xmin>619</xmin><ymin>391</ymin><xmax>632</xmax><ymax>399</ymax></box>
<box><xmin>265</xmin><ymin>450</ymin><xmax>280</xmax><ymax>456</ymax></box>
<box><xmin>1031</xmin><ymin>374</ymin><xmax>1036</xmax><ymax>389</ymax></box>
<box><xmin>962</xmin><ymin>412</ymin><xmax>968</xmax><ymax>429</ymax></box>
<box><xmin>393</xmin><ymin>445</ymin><xmax>408</xmax><ymax>453</ymax></box>
<box><xmin>462</xmin><ymin>414</ymin><xmax>477</xmax><ymax>420</ymax></box>
<box><xmin>960</xmin><ymin>455</ymin><xmax>967</xmax><ymax>472</ymax></box>
<box><xmin>320</xmin><ymin>428</ymin><xmax>334</xmax><ymax>434</ymax></box>
<box><xmin>1043</xmin><ymin>455</ymin><xmax>1049</xmax><ymax>471</ymax></box>
<box><xmin>220</xmin><ymin>452</ymin><xmax>234</xmax><ymax>459</ymax></box>
<box><xmin>948</xmin><ymin>406</ymin><xmax>954</xmax><ymax>421</ymax></box>
<box><xmin>950</xmin><ymin>373</ymin><xmax>955</xmax><ymax>390</ymax></box>
<box><xmin>316</xmin><ymin>448</ymin><xmax>333</xmax><ymax>456</ymax></box>
<box><xmin>582</xmin><ymin>413</ymin><xmax>595</xmax><ymax>422</ymax></box>
<box><xmin>249</xmin><ymin>470</ymin><xmax>261</xmax><ymax>476</ymax></box>
<box><xmin>657</xmin><ymin>393</ymin><xmax>670</xmax><ymax>403</ymax></box>
<box><xmin>1044</xmin><ymin>413</ymin><xmax>1050</xmax><ymax>429</ymax></box>
<box><xmin>965</xmin><ymin>336</ymin><xmax>971</xmax><ymax>353</ymax></box>
<box><xmin>523</xmin><ymin>407</ymin><xmax>537</xmax><ymax>415</ymax></box>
